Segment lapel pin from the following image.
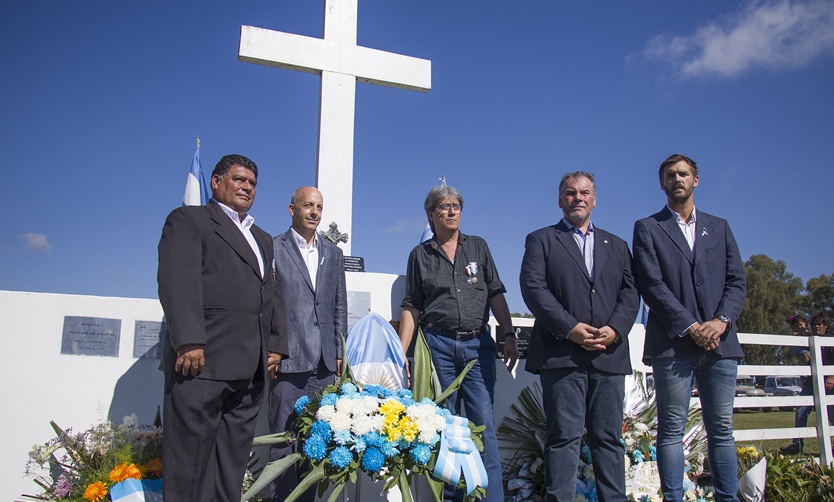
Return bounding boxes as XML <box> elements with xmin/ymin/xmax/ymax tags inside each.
<box><xmin>702</xmin><ymin>228</ymin><xmax>708</xmax><ymax>237</ymax></box>
<box><xmin>603</xmin><ymin>239</ymin><xmax>608</xmax><ymax>244</ymax></box>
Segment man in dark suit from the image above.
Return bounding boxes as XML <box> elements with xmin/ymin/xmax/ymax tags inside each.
<box><xmin>158</xmin><ymin>154</ymin><xmax>283</xmax><ymax>502</ymax></box>
<box><xmin>268</xmin><ymin>186</ymin><xmax>347</xmax><ymax>502</ymax></box>
<box><xmin>633</xmin><ymin>154</ymin><xmax>746</xmax><ymax>502</ymax></box>
<box><xmin>521</xmin><ymin>171</ymin><xmax>639</xmax><ymax>502</ymax></box>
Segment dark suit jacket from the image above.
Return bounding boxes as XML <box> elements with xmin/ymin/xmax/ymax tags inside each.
<box><xmin>632</xmin><ymin>207</ymin><xmax>746</xmax><ymax>363</ymax></box>
<box><xmin>157</xmin><ymin>200</ymin><xmax>282</xmax><ymax>381</ymax></box>
<box><xmin>521</xmin><ymin>221</ymin><xmax>639</xmax><ymax>375</ymax></box>
<box><xmin>270</xmin><ymin>229</ymin><xmax>347</xmax><ymax>374</ymax></box>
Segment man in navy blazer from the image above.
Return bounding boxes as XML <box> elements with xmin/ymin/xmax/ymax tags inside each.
<box><xmin>158</xmin><ymin>154</ymin><xmax>283</xmax><ymax>501</ymax></box>
<box><xmin>633</xmin><ymin>154</ymin><xmax>746</xmax><ymax>502</ymax></box>
<box><xmin>267</xmin><ymin>186</ymin><xmax>347</xmax><ymax>502</ymax></box>
<box><xmin>521</xmin><ymin>171</ymin><xmax>639</xmax><ymax>502</ymax></box>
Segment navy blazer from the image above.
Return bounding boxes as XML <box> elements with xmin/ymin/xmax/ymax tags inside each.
<box><xmin>270</xmin><ymin>229</ymin><xmax>347</xmax><ymax>374</ymax></box>
<box><xmin>632</xmin><ymin>207</ymin><xmax>746</xmax><ymax>363</ymax></box>
<box><xmin>521</xmin><ymin>221</ymin><xmax>639</xmax><ymax>375</ymax></box>
<box><xmin>158</xmin><ymin>200</ymin><xmax>280</xmax><ymax>381</ymax></box>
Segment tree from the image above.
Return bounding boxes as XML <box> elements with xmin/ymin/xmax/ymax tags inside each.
<box><xmin>737</xmin><ymin>254</ymin><xmax>805</xmax><ymax>365</ymax></box>
<box><xmin>803</xmin><ymin>273</ymin><xmax>834</xmax><ymax>319</ymax></box>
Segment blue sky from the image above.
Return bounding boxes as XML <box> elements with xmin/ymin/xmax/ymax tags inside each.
<box><xmin>1</xmin><ymin>0</ymin><xmax>833</xmax><ymax>313</ymax></box>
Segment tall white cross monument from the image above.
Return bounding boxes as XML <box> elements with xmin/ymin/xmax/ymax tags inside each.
<box><xmin>239</xmin><ymin>0</ymin><xmax>432</xmax><ymax>256</ymax></box>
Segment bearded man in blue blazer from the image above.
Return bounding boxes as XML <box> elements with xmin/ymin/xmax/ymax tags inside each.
<box><xmin>633</xmin><ymin>154</ymin><xmax>746</xmax><ymax>502</ymax></box>
<box><xmin>521</xmin><ymin>171</ymin><xmax>639</xmax><ymax>502</ymax></box>
<box><xmin>267</xmin><ymin>186</ymin><xmax>347</xmax><ymax>502</ymax></box>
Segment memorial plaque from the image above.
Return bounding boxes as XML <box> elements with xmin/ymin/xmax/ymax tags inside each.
<box><xmin>497</xmin><ymin>326</ymin><xmax>532</xmax><ymax>359</ymax></box>
<box><xmin>61</xmin><ymin>316</ymin><xmax>121</xmax><ymax>357</ymax></box>
<box><xmin>344</xmin><ymin>256</ymin><xmax>365</xmax><ymax>273</ymax></box>
<box><xmin>133</xmin><ymin>320</ymin><xmax>165</xmax><ymax>359</ymax></box>
<box><xmin>347</xmin><ymin>291</ymin><xmax>371</xmax><ymax>333</ymax></box>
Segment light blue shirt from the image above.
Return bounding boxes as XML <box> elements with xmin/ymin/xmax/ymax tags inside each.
<box><xmin>562</xmin><ymin>218</ymin><xmax>594</xmax><ymax>279</ymax></box>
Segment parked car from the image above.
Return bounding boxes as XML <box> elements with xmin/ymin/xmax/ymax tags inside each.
<box><xmin>764</xmin><ymin>375</ymin><xmax>803</xmax><ymax>411</ymax></box>
<box><xmin>735</xmin><ymin>376</ymin><xmax>769</xmax><ymax>412</ymax></box>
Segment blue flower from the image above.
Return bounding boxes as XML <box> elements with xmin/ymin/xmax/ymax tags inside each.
<box><xmin>436</xmin><ymin>407</ymin><xmax>451</xmax><ymax>418</ymax></box>
<box><xmin>320</xmin><ymin>392</ymin><xmax>339</xmax><ymax>407</ymax></box>
<box><xmin>379</xmin><ymin>441</ymin><xmax>400</xmax><ymax>459</ymax></box>
<box><xmin>311</xmin><ymin>420</ymin><xmax>333</xmax><ymax>442</ymax></box>
<box><xmin>294</xmin><ymin>395</ymin><xmax>311</xmax><ymax>415</ymax></box>
<box><xmin>631</xmin><ymin>449</ymin><xmax>645</xmax><ymax>464</ymax></box>
<box><xmin>410</xmin><ymin>444</ymin><xmax>431</xmax><ymax>465</ymax></box>
<box><xmin>333</xmin><ymin>429</ymin><xmax>353</xmax><ymax>446</ymax></box>
<box><xmin>352</xmin><ymin>437</ymin><xmax>367</xmax><ymax>453</ymax></box>
<box><xmin>649</xmin><ymin>445</ymin><xmax>657</xmax><ymax>461</ymax></box>
<box><xmin>328</xmin><ymin>446</ymin><xmax>354</xmax><ymax>470</ymax></box>
<box><xmin>340</xmin><ymin>383</ymin><xmax>358</xmax><ymax>395</ymax></box>
<box><xmin>581</xmin><ymin>444</ymin><xmax>592</xmax><ymax>463</ymax></box>
<box><xmin>363</xmin><ymin>431</ymin><xmax>386</xmax><ymax>447</ymax></box>
<box><xmin>303</xmin><ymin>436</ymin><xmax>327</xmax><ymax>462</ymax></box>
<box><xmin>395</xmin><ymin>388</ymin><xmax>413</xmax><ymax>400</ymax></box>
<box><xmin>361</xmin><ymin>384</ymin><xmax>392</xmax><ymax>398</ymax></box>
<box><xmin>361</xmin><ymin>446</ymin><xmax>385</xmax><ymax>473</ymax></box>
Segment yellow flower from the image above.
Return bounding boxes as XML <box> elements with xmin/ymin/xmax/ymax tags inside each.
<box><xmin>83</xmin><ymin>481</ymin><xmax>108</xmax><ymax>502</ymax></box>
<box><xmin>399</xmin><ymin>417</ymin><xmax>419</xmax><ymax>443</ymax></box>
<box><xmin>110</xmin><ymin>463</ymin><xmax>130</xmax><ymax>483</ymax></box>
<box><xmin>379</xmin><ymin>400</ymin><xmax>405</xmax><ymax>418</ymax></box>
<box><xmin>144</xmin><ymin>458</ymin><xmax>163</xmax><ymax>478</ymax></box>
<box><xmin>126</xmin><ymin>463</ymin><xmax>143</xmax><ymax>480</ymax></box>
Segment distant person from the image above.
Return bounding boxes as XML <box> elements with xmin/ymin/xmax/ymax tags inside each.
<box><xmin>158</xmin><ymin>154</ymin><xmax>282</xmax><ymax>501</ymax></box>
<box><xmin>781</xmin><ymin>313</ymin><xmax>832</xmax><ymax>454</ymax></box>
<box><xmin>632</xmin><ymin>154</ymin><xmax>746</xmax><ymax>502</ymax></box>
<box><xmin>520</xmin><ymin>171</ymin><xmax>639</xmax><ymax>501</ymax></box>
<box><xmin>267</xmin><ymin>186</ymin><xmax>347</xmax><ymax>502</ymax></box>
<box><xmin>398</xmin><ymin>185</ymin><xmax>518</xmax><ymax>502</ymax></box>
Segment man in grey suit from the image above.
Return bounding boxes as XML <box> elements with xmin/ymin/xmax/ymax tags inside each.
<box><xmin>158</xmin><ymin>154</ymin><xmax>283</xmax><ymax>502</ymax></box>
<box><xmin>268</xmin><ymin>186</ymin><xmax>347</xmax><ymax>502</ymax></box>
<box><xmin>521</xmin><ymin>171</ymin><xmax>639</xmax><ymax>502</ymax></box>
<box><xmin>633</xmin><ymin>154</ymin><xmax>746</xmax><ymax>502</ymax></box>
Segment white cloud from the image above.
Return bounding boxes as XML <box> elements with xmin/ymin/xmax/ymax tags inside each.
<box><xmin>21</xmin><ymin>232</ymin><xmax>52</xmax><ymax>251</ymax></box>
<box><xmin>637</xmin><ymin>0</ymin><xmax>834</xmax><ymax>79</ymax></box>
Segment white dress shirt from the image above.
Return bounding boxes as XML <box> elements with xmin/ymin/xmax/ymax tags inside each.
<box><xmin>213</xmin><ymin>200</ymin><xmax>264</xmax><ymax>278</ymax></box>
<box><xmin>291</xmin><ymin>227</ymin><xmax>320</xmax><ymax>291</ymax></box>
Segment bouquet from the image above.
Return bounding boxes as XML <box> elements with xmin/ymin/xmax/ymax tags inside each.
<box><xmin>24</xmin><ymin>413</ymin><xmax>162</xmax><ymax>502</ymax></box>
<box><xmin>243</xmin><ymin>329</ymin><xmax>488</xmax><ymax>502</ymax></box>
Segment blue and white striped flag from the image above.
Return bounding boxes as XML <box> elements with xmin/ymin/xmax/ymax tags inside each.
<box><xmin>420</xmin><ymin>222</ymin><xmax>433</xmax><ymax>243</ymax></box>
<box><xmin>183</xmin><ymin>139</ymin><xmax>209</xmax><ymax>206</ymax></box>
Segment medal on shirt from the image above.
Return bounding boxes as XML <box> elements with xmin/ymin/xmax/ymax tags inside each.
<box><xmin>465</xmin><ymin>262</ymin><xmax>479</xmax><ymax>284</ymax></box>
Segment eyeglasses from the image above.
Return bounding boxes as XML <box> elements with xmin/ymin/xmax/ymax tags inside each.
<box><xmin>437</xmin><ymin>204</ymin><xmax>461</xmax><ymax>212</ymax></box>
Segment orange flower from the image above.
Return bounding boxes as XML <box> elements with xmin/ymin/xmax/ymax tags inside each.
<box><xmin>144</xmin><ymin>458</ymin><xmax>163</xmax><ymax>478</ymax></box>
<box><xmin>83</xmin><ymin>481</ymin><xmax>108</xmax><ymax>502</ymax></box>
<box><xmin>109</xmin><ymin>463</ymin><xmax>130</xmax><ymax>483</ymax></box>
<box><xmin>126</xmin><ymin>463</ymin><xmax>143</xmax><ymax>480</ymax></box>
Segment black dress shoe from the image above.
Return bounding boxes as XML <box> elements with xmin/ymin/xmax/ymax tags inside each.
<box><xmin>780</xmin><ymin>443</ymin><xmax>801</xmax><ymax>454</ymax></box>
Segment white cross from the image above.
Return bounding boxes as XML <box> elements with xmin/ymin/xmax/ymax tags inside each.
<box><xmin>238</xmin><ymin>0</ymin><xmax>432</xmax><ymax>256</ymax></box>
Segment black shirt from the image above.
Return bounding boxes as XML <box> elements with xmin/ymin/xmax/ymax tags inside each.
<box><xmin>401</xmin><ymin>232</ymin><xmax>505</xmax><ymax>331</ymax></box>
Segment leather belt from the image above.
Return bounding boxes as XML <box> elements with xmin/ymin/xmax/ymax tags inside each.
<box><xmin>422</xmin><ymin>322</ymin><xmax>487</xmax><ymax>341</ymax></box>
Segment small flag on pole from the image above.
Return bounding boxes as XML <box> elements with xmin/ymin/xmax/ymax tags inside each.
<box><xmin>183</xmin><ymin>137</ymin><xmax>209</xmax><ymax>206</ymax></box>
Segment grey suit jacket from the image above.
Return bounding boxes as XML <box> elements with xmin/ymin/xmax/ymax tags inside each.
<box><xmin>270</xmin><ymin>229</ymin><xmax>347</xmax><ymax>373</ymax></box>
<box><xmin>158</xmin><ymin>200</ymin><xmax>282</xmax><ymax>381</ymax></box>
<box><xmin>632</xmin><ymin>206</ymin><xmax>746</xmax><ymax>363</ymax></box>
<box><xmin>521</xmin><ymin>221</ymin><xmax>639</xmax><ymax>375</ymax></box>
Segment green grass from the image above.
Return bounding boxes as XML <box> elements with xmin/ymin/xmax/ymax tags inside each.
<box><xmin>733</xmin><ymin>409</ymin><xmax>824</xmax><ymax>456</ymax></box>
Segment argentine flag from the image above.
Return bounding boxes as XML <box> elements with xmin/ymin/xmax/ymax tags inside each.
<box><xmin>183</xmin><ymin>140</ymin><xmax>209</xmax><ymax>206</ymax></box>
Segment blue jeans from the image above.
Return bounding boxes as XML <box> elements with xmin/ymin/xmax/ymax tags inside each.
<box><xmin>424</xmin><ymin>327</ymin><xmax>502</xmax><ymax>502</ymax></box>
<box><xmin>540</xmin><ymin>367</ymin><xmax>626</xmax><ymax>502</ymax></box>
<box><xmin>793</xmin><ymin>383</ymin><xmax>814</xmax><ymax>449</ymax></box>
<box><xmin>653</xmin><ymin>356</ymin><xmax>739</xmax><ymax>502</ymax></box>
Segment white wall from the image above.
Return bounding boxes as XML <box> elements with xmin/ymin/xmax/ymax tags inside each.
<box><xmin>0</xmin><ymin>285</ymin><xmax>647</xmax><ymax>501</ymax></box>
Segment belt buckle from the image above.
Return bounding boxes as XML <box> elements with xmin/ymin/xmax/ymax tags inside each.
<box><xmin>455</xmin><ymin>329</ymin><xmax>477</xmax><ymax>341</ymax></box>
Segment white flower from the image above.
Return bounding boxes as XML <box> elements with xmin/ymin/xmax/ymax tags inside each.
<box><xmin>329</xmin><ymin>411</ymin><xmax>352</xmax><ymax>432</ymax></box>
<box><xmin>317</xmin><ymin>405</ymin><xmax>336</xmax><ymax>422</ymax></box>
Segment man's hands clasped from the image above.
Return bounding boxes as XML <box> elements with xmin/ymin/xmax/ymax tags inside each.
<box><xmin>687</xmin><ymin>317</ymin><xmax>729</xmax><ymax>351</ymax></box>
<box><xmin>567</xmin><ymin>323</ymin><xmax>619</xmax><ymax>351</ymax></box>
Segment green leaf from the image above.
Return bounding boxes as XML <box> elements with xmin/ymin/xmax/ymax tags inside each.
<box><xmin>339</xmin><ymin>332</ymin><xmax>356</xmax><ymax>385</ymax></box>
<box><xmin>412</xmin><ymin>328</ymin><xmax>435</xmax><ymax>401</ymax></box>
<box><xmin>284</xmin><ymin>464</ymin><xmax>328</xmax><ymax>502</ymax></box>
<box><xmin>251</xmin><ymin>432</ymin><xmax>293</xmax><ymax>446</ymax></box>
<box><xmin>398</xmin><ymin>470</ymin><xmax>414</xmax><ymax>502</ymax></box>
<box><xmin>434</xmin><ymin>359</ymin><xmax>477</xmax><ymax>405</ymax></box>
<box><xmin>241</xmin><ymin>453</ymin><xmax>302</xmax><ymax>501</ymax></box>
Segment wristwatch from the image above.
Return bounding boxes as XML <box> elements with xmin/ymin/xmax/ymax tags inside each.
<box><xmin>717</xmin><ymin>314</ymin><xmax>731</xmax><ymax>326</ymax></box>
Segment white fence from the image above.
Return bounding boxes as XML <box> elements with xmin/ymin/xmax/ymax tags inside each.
<box><xmin>732</xmin><ymin>333</ymin><xmax>834</xmax><ymax>464</ymax></box>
